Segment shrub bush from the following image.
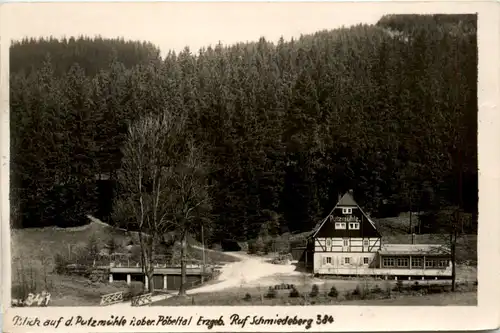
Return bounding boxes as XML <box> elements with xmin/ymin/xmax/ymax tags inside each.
<box><xmin>352</xmin><ymin>284</ymin><xmax>370</xmax><ymax>299</ymax></box>
<box><xmin>426</xmin><ymin>284</ymin><xmax>450</xmax><ymax>294</ymax></box>
<box><xmin>247</xmin><ymin>240</ymin><xmax>260</xmax><ymax>254</ymax></box>
<box><xmin>243</xmin><ymin>293</ymin><xmax>252</xmax><ymax>301</ymax></box>
<box><xmin>265</xmin><ymin>286</ymin><xmax>276</xmax><ymax>299</ymax></box>
<box><xmin>107</xmin><ymin>236</ymin><xmax>120</xmax><ymax>255</ymax></box>
<box><xmin>255</xmin><ymin>237</ymin><xmax>267</xmax><ymax>255</ymax></box>
<box><xmin>128</xmin><ymin>281</ymin><xmax>144</xmax><ymax>298</ymax></box>
<box><xmin>327</xmin><ymin>286</ymin><xmax>338</xmax><ymax>298</ymax></box>
<box><xmin>264</xmin><ymin>239</ymin><xmax>274</xmax><ymax>254</ymax></box>
<box><xmin>343</xmin><ymin>291</ymin><xmax>354</xmax><ymax>300</ymax></box>
<box><xmin>86</xmin><ymin>234</ymin><xmax>100</xmax><ymax>261</ymax></box>
<box><xmin>211</xmin><ymin>243</ymin><xmax>223</xmax><ymax>252</ymax></box>
<box><xmin>54</xmin><ymin>253</ymin><xmax>69</xmax><ymax>274</ymax></box>
<box><xmin>384</xmin><ymin>281</ymin><xmax>392</xmax><ymax>297</ymax></box>
<box><xmin>310</xmin><ymin>284</ymin><xmax>319</xmax><ymax>297</ymax></box>
<box><xmin>371</xmin><ymin>284</ymin><xmax>383</xmax><ymax>294</ymax></box>
<box><xmin>289</xmin><ymin>287</ymin><xmax>301</xmax><ymax>298</ymax></box>
<box><xmin>411</xmin><ymin>281</ymin><xmax>422</xmax><ymax>291</ymax></box>
<box><xmin>129</xmin><ymin>246</ymin><xmax>142</xmax><ymax>263</ymax></box>
<box><xmin>393</xmin><ymin>280</ymin><xmax>404</xmax><ymax>292</ymax></box>
<box><xmin>274</xmin><ymin>238</ymin><xmax>289</xmax><ymax>253</ymax></box>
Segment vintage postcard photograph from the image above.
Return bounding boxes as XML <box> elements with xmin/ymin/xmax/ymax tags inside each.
<box><xmin>1</xmin><ymin>1</ymin><xmax>499</xmax><ymax>332</ymax></box>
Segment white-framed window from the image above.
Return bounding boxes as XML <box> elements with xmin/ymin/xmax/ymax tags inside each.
<box><xmin>383</xmin><ymin>257</ymin><xmax>395</xmax><ymax>267</ymax></box>
<box><xmin>396</xmin><ymin>258</ymin><xmax>409</xmax><ymax>267</ymax></box>
<box><xmin>349</xmin><ymin>222</ymin><xmax>360</xmax><ymax>230</ymax></box>
<box><xmin>425</xmin><ymin>259</ymin><xmax>435</xmax><ymax>268</ymax></box>
<box><xmin>326</xmin><ymin>257</ymin><xmax>332</xmax><ymax>264</ymax></box>
<box><xmin>343</xmin><ymin>238</ymin><xmax>350</xmax><ymax>247</ymax></box>
<box><xmin>411</xmin><ymin>258</ymin><xmax>423</xmax><ymax>267</ymax></box>
<box><xmin>335</xmin><ymin>222</ymin><xmax>346</xmax><ymax>230</ymax></box>
<box><xmin>344</xmin><ymin>257</ymin><xmax>350</xmax><ymax>264</ymax></box>
<box><xmin>342</xmin><ymin>208</ymin><xmax>352</xmax><ymax>215</ymax></box>
<box><xmin>363</xmin><ymin>257</ymin><xmax>369</xmax><ymax>265</ymax></box>
<box><xmin>363</xmin><ymin>239</ymin><xmax>369</xmax><ymax>247</ymax></box>
<box><xmin>438</xmin><ymin>260</ymin><xmax>449</xmax><ymax>268</ymax></box>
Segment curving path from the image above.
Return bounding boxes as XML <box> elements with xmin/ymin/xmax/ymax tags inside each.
<box><xmin>186</xmin><ymin>249</ymin><xmax>304</xmax><ymax>294</ymax></box>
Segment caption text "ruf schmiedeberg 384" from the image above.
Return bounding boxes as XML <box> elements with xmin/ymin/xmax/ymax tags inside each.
<box><xmin>13</xmin><ymin>314</ymin><xmax>334</xmax><ymax>330</ymax></box>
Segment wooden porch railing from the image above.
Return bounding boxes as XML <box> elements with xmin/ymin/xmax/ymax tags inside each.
<box><xmin>100</xmin><ymin>291</ymin><xmax>124</xmax><ymax>306</ymax></box>
<box><xmin>131</xmin><ymin>293</ymin><xmax>153</xmax><ymax>307</ymax></box>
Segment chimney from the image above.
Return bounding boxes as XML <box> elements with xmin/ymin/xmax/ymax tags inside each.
<box><xmin>338</xmin><ymin>193</ymin><xmax>341</xmax><ymax>202</ymax></box>
<box><xmin>348</xmin><ymin>189</ymin><xmax>354</xmax><ymax>196</ymax></box>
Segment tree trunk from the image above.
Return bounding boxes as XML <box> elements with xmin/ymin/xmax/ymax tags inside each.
<box><xmin>147</xmin><ymin>267</ymin><xmax>154</xmax><ymax>293</ymax></box>
<box><xmin>178</xmin><ymin>232</ymin><xmax>187</xmax><ymax>296</ymax></box>
<box><xmin>140</xmin><ymin>233</ymin><xmax>155</xmax><ymax>294</ymax></box>
<box><xmin>148</xmin><ymin>235</ymin><xmax>161</xmax><ymax>293</ymax></box>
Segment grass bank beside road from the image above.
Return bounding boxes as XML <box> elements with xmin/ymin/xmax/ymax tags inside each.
<box><xmin>153</xmin><ymin>279</ymin><xmax>477</xmax><ymax>306</ymax></box>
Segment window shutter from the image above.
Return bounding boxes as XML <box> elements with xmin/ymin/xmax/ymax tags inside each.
<box><xmin>322</xmin><ymin>257</ymin><xmax>326</xmax><ymax>265</ymax></box>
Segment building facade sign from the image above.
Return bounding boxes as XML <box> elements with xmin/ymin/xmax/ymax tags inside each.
<box><xmin>333</xmin><ymin>216</ymin><xmax>360</xmax><ymax>223</ymax></box>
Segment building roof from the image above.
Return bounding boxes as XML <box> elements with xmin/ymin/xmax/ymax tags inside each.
<box><xmin>379</xmin><ymin>244</ymin><xmax>450</xmax><ymax>255</ymax></box>
<box><xmin>337</xmin><ymin>192</ymin><xmax>357</xmax><ymax>207</ymax></box>
<box><xmin>309</xmin><ymin>190</ymin><xmax>378</xmax><ymax>238</ymax></box>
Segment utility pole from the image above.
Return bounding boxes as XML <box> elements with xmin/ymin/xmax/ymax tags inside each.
<box><xmin>451</xmin><ymin>38</ymin><xmax>463</xmax><ymax>293</ymax></box>
<box><xmin>201</xmin><ymin>225</ymin><xmax>206</xmax><ymax>273</ymax></box>
<box><xmin>451</xmin><ymin>135</ymin><xmax>463</xmax><ymax>293</ymax></box>
<box><xmin>409</xmin><ymin>187</ymin><xmax>413</xmax><ymax>243</ymax></box>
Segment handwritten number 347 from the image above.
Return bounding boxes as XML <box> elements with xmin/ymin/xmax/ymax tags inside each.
<box><xmin>316</xmin><ymin>315</ymin><xmax>334</xmax><ymax>325</ymax></box>
<box><xmin>21</xmin><ymin>293</ymin><xmax>51</xmax><ymax>306</ymax></box>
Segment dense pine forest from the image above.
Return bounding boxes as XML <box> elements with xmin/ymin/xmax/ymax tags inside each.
<box><xmin>10</xmin><ymin>14</ymin><xmax>478</xmax><ymax>245</ymax></box>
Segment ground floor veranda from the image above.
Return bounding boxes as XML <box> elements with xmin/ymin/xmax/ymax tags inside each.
<box><xmin>313</xmin><ymin>252</ymin><xmax>452</xmax><ymax>278</ymax></box>
<box><xmin>106</xmin><ymin>265</ymin><xmax>214</xmax><ymax>290</ymax></box>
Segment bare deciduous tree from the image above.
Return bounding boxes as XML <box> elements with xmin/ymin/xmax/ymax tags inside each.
<box><xmin>115</xmin><ymin>111</ymin><xmax>185</xmax><ymax>292</ymax></box>
<box><xmin>431</xmin><ymin>205</ymin><xmax>469</xmax><ymax>292</ymax></box>
<box><xmin>115</xmin><ymin>111</ymin><xmax>211</xmax><ymax>295</ymax></box>
<box><xmin>169</xmin><ymin>145</ymin><xmax>212</xmax><ymax>295</ymax></box>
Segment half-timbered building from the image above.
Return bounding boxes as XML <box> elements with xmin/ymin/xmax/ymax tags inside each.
<box><xmin>306</xmin><ymin>190</ymin><xmax>452</xmax><ymax>279</ymax></box>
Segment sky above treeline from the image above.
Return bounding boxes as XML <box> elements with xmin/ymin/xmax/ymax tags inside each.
<box><xmin>2</xmin><ymin>2</ymin><xmax>398</xmax><ymax>56</ymax></box>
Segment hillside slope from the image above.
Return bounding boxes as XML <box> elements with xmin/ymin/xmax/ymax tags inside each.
<box><xmin>10</xmin><ymin>217</ymin><xmax>239</xmax><ymax>304</ymax></box>
<box><xmin>11</xmin><ymin>217</ymin><xmax>238</xmax><ymax>269</ymax></box>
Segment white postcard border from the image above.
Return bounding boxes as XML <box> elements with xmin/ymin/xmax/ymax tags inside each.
<box><xmin>1</xmin><ymin>1</ymin><xmax>499</xmax><ymax>332</ymax></box>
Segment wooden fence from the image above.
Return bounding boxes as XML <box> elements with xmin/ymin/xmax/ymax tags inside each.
<box><xmin>100</xmin><ymin>291</ymin><xmax>124</xmax><ymax>306</ymax></box>
<box><xmin>92</xmin><ymin>254</ymin><xmax>204</xmax><ymax>268</ymax></box>
<box><xmin>131</xmin><ymin>293</ymin><xmax>153</xmax><ymax>307</ymax></box>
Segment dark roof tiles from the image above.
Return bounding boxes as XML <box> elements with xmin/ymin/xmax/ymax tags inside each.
<box><xmin>337</xmin><ymin>192</ymin><xmax>358</xmax><ymax>207</ymax></box>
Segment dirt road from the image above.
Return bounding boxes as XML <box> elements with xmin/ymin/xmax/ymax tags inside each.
<box><xmin>186</xmin><ymin>250</ymin><xmax>313</xmax><ymax>294</ymax></box>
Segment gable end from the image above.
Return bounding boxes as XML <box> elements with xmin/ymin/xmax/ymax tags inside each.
<box><xmin>311</xmin><ymin>191</ymin><xmax>380</xmax><ymax>238</ymax></box>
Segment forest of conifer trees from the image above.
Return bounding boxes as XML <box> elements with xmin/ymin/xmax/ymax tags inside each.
<box><xmin>9</xmin><ymin>14</ymin><xmax>478</xmax><ymax>245</ymax></box>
